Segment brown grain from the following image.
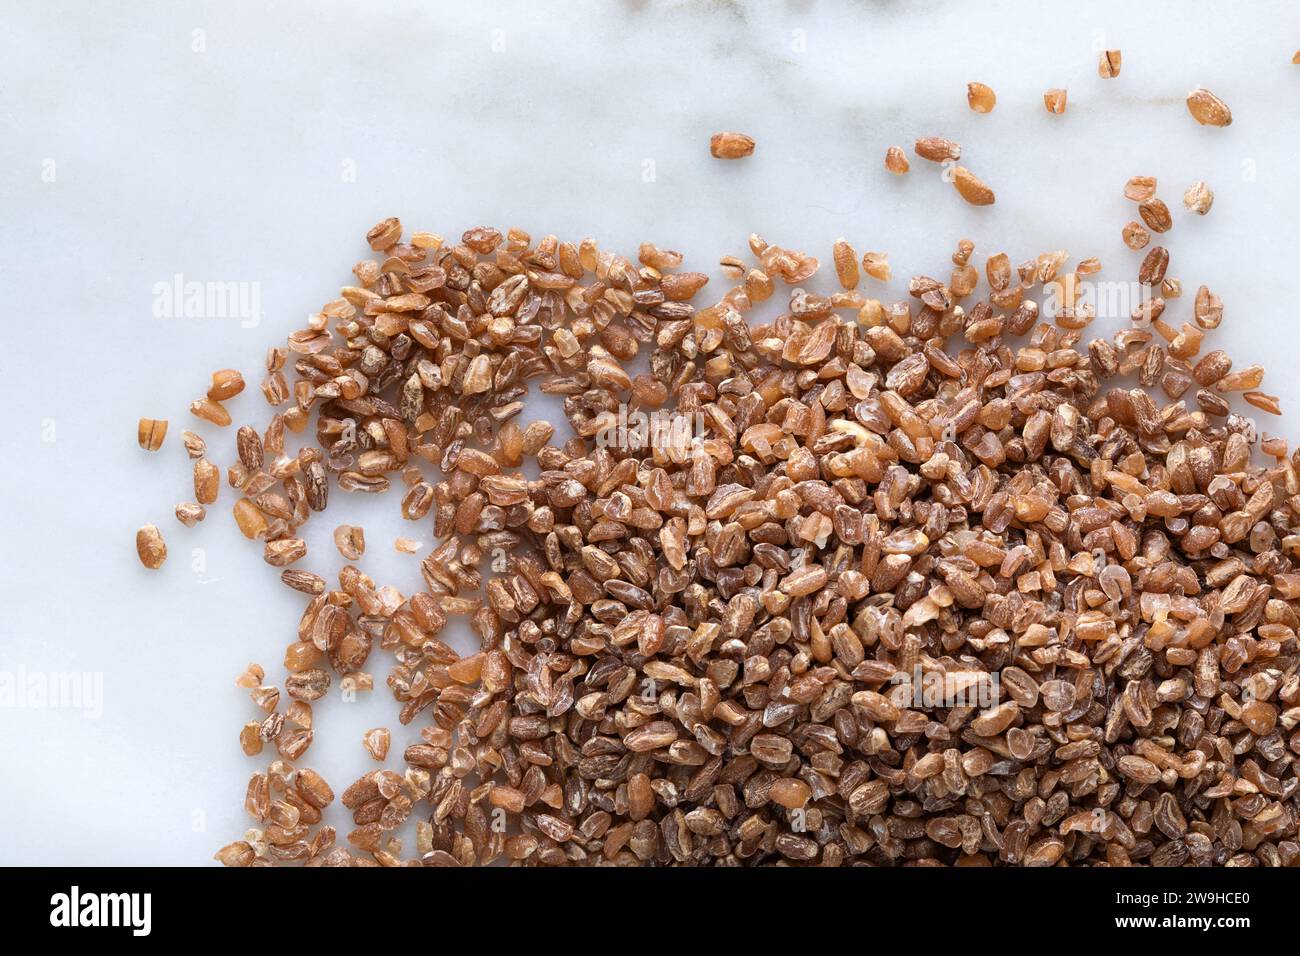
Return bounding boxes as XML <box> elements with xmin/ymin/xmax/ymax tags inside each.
<box><xmin>264</xmin><ymin>538</ymin><xmax>306</xmax><ymax>567</ymax></box>
<box><xmin>914</xmin><ymin>137</ymin><xmax>961</xmax><ymax>162</ymax></box>
<box><xmin>952</xmin><ymin>166</ymin><xmax>995</xmax><ymax>205</ymax></box>
<box><xmin>207</xmin><ymin>369</ymin><xmax>245</xmax><ymax>402</ymax></box>
<box><xmin>194</xmin><ymin>458</ymin><xmax>220</xmax><ymax>505</ymax></box>
<box><xmin>884</xmin><ymin>146</ymin><xmax>909</xmax><ymax>175</ymax></box>
<box><xmin>190</xmin><ymin>398</ymin><xmax>231</xmax><ymax>427</ymax></box>
<box><xmin>1184</xmin><ymin>181</ymin><xmax>1214</xmax><ymax>215</ymax></box>
<box><xmin>334</xmin><ymin>525</ymin><xmax>365</xmax><ymax>560</ymax></box>
<box><xmin>137</xmin><ymin>418</ymin><xmax>167</xmax><ymax>451</ymax></box>
<box><xmin>1124</xmin><ymin>176</ymin><xmax>1157</xmax><ymax>202</ymax></box>
<box><xmin>1245</xmin><ymin>391</ymin><xmax>1281</xmax><ymax>415</ymax></box>
<box><xmin>1194</xmin><ymin>285</ymin><xmax>1224</xmax><ymax>330</ymax></box>
<box><xmin>181</xmin><ymin>431</ymin><xmax>206</xmax><ymax>459</ymax></box>
<box><xmin>367</xmin><ymin>217</ymin><xmax>402</xmax><ymax>251</ymax></box>
<box><xmin>363</xmin><ymin>729</ymin><xmax>391</xmax><ymax>761</ymax></box>
<box><xmin>136</xmin><ymin>524</ymin><xmax>166</xmax><ymax>569</ymax></box>
<box><xmin>861</xmin><ymin>251</ymin><xmax>891</xmax><ymax>281</ymax></box>
<box><xmin>232</xmin><ymin>498</ymin><xmax>268</xmax><ymax>539</ymax></box>
<box><xmin>280</xmin><ymin>569</ymin><xmax>326</xmax><ymax>595</ymax></box>
<box><xmin>1138</xmin><ymin>197</ymin><xmax>1173</xmax><ymax>233</ymax></box>
<box><xmin>832</xmin><ymin>239</ymin><xmax>859</xmax><ymax>289</ymax></box>
<box><xmin>710</xmin><ymin>132</ymin><xmax>755</xmax><ymax>159</ymax></box>
<box><xmin>1186</xmin><ymin>87</ymin><xmax>1232</xmax><ymax>126</ymax></box>
<box><xmin>966</xmin><ymin>82</ymin><xmax>996</xmax><ymax>112</ymax></box>
<box><xmin>1122</xmin><ymin>221</ymin><xmax>1151</xmax><ymax>250</ymax></box>
<box><xmin>1138</xmin><ymin>246</ymin><xmax>1170</xmax><ymax>286</ymax></box>
<box><xmin>175</xmin><ymin>502</ymin><xmax>205</xmax><ymax>527</ymax></box>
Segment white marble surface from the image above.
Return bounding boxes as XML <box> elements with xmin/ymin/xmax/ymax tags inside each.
<box><xmin>2</xmin><ymin>0</ymin><xmax>1299</xmax><ymax>864</ymax></box>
